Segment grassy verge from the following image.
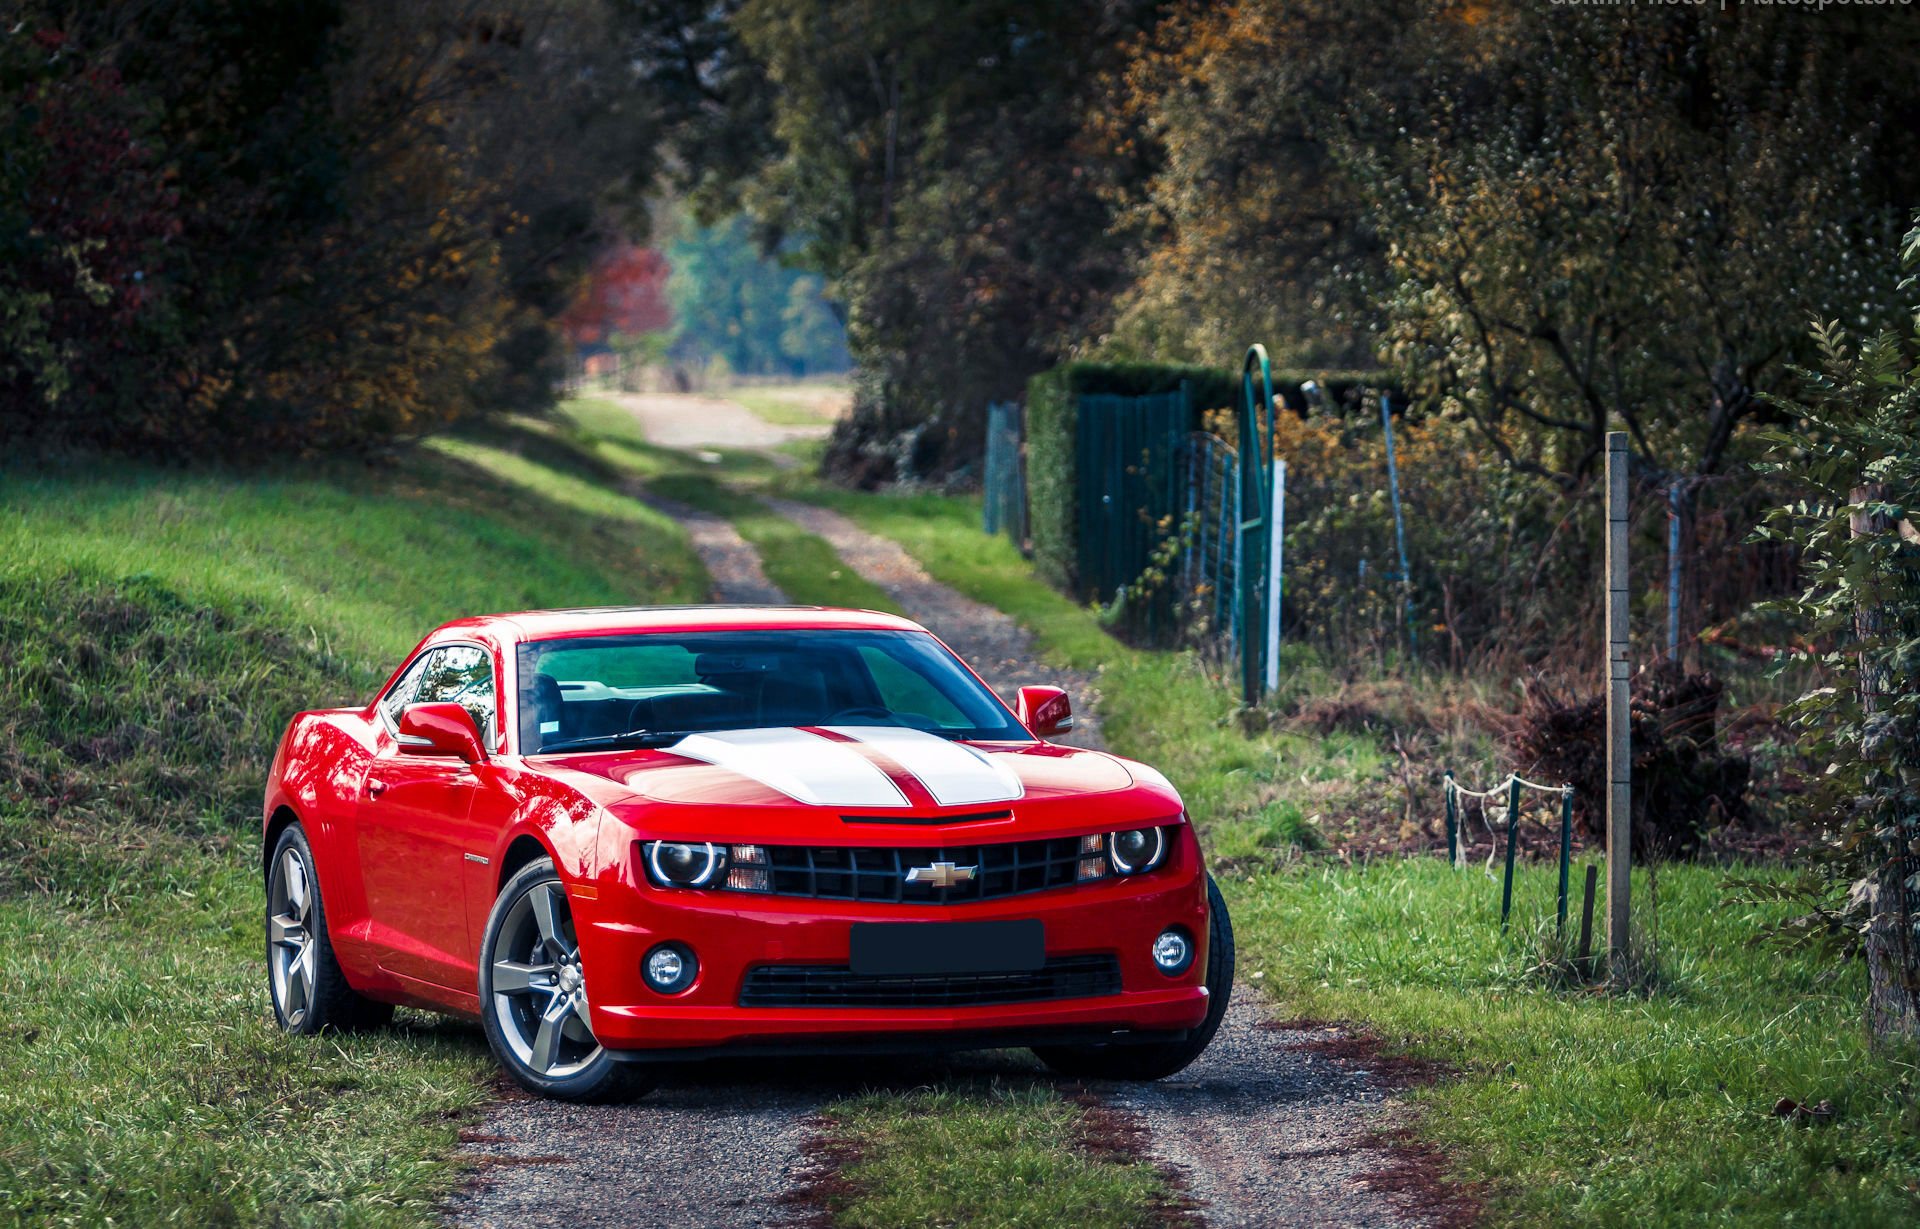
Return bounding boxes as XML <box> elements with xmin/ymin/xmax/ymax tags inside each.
<box><xmin>1237</xmin><ymin>858</ymin><xmax>1920</xmax><ymax>1226</ymax></box>
<box><xmin>0</xmin><ymin>440</ymin><xmax>704</xmax><ymax>1225</ymax></box>
<box><xmin>764</xmin><ymin>480</ymin><xmax>1920</xmax><ymax>1227</ymax></box>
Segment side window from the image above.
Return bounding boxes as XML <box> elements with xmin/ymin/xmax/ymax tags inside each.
<box><xmin>857</xmin><ymin>646</ymin><xmax>969</xmax><ymax>729</ymax></box>
<box><xmin>414</xmin><ymin>645</ymin><xmax>498</xmax><ymax>747</ymax></box>
<box><xmin>378</xmin><ymin>653</ymin><xmax>432</xmax><ymax>728</ymax></box>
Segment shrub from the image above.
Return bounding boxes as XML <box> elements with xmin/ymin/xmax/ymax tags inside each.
<box><xmin>1754</xmin><ymin>219</ymin><xmax>1920</xmax><ymax>1036</ymax></box>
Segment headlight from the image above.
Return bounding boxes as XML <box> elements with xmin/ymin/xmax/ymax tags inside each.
<box><xmin>1108</xmin><ymin>826</ymin><xmax>1168</xmax><ymax>875</ymax></box>
<box><xmin>644</xmin><ymin>840</ymin><xmax>727</xmax><ymax>888</ymax></box>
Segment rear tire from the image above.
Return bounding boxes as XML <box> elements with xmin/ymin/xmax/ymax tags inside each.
<box><xmin>1033</xmin><ymin>874</ymin><xmax>1234</xmax><ymax>1081</ymax></box>
<box><xmin>478</xmin><ymin>857</ymin><xmax>658</xmax><ymax>1103</ymax></box>
<box><xmin>266</xmin><ymin>824</ymin><xmax>395</xmax><ymax>1034</ymax></box>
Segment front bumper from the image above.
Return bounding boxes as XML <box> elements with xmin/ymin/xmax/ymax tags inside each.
<box><xmin>569</xmin><ymin>827</ymin><xmax>1212</xmax><ymax>1055</ymax></box>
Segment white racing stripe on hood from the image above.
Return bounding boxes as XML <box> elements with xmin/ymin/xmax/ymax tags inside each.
<box><xmin>826</xmin><ymin>726</ymin><xmax>1025</xmax><ymax>806</ymax></box>
<box><xmin>671</xmin><ymin>728</ymin><xmax>908</xmax><ymax>807</ymax></box>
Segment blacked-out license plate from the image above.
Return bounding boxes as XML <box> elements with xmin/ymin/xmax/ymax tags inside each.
<box><xmin>849</xmin><ymin>919</ymin><xmax>1044</xmax><ymax>976</ymax></box>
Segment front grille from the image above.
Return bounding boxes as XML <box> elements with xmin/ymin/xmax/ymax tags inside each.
<box><xmin>738</xmin><ymin>954</ymin><xmax>1122</xmax><ymax>1008</ymax></box>
<box><xmin>761</xmin><ymin>836</ymin><xmax>1085</xmax><ymax>904</ymax></box>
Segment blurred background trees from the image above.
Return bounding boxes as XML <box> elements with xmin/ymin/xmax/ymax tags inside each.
<box><xmin>6</xmin><ymin>0</ymin><xmax>1918</xmax><ymax>484</ymax></box>
<box><xmin>3</xmin><ymin>0</ymin><xmax>668</xmax><ymax>456</ymax></box>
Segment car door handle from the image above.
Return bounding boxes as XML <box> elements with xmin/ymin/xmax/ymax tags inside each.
<box><xmin>366</xmin><ymin>778</ymin><xmax>387</xmax><ymax>798</ymax></box>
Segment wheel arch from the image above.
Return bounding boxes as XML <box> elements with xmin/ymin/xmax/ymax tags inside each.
<box><xmin>263</xmin><ymin>805</ymin><xmax>301</xmax><ymax>881</ymax></box>
<box><xmin>497</xmin><ymin>832</ymin><xmax>555</xmax><ymax>893</ymax></box>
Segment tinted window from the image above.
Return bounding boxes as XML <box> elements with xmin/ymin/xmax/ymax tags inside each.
<box><xmin>516</xmin><ymin>630</ymin><xmax>1027</xmax><ymax>753</ymax></box>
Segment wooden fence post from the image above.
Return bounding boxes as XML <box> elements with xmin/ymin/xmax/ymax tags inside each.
<box><xmin>1606</xmin><ymin>432</ymin><xmax>1632</xmax><ymax>966</ymax></box>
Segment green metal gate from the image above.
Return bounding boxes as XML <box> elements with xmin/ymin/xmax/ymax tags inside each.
<box><xmin>1073</xmin><ymin>385</ymin><xmax>1191</xmax><ymax>638</ymax></box>
<box><xmin>1068</xmin><ymin>347</ymin><xmax>1280</xmax><ymax>704</ymax></box>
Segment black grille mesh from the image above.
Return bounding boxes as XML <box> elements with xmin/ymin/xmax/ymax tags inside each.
<box><xmin>760</xmin><ymin>836</ymin><xmax>1085</xmax><ymax>904</ymax></box>
<box><xmin>738</xmin><ymin>954</ymin><xmax>1122</xmax><ymax>1008</ymax></box>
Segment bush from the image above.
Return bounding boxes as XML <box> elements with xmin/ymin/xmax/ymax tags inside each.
<box><xmin>1507</xmin><ymin>664</ymin><xmax>1752</xmax><ymax>860</ymax></box>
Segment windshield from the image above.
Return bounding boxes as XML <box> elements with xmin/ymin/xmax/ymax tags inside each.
<box><xmin>515</xmin><ymin>629</ymin><xmax>1029</xmax><ymax>753</ymax></box>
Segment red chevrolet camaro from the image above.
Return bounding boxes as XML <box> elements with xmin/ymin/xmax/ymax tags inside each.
<box><xmin>262</xmin><ymin>606</ymin><xmax>1232</xmax><ymax>1101</ymax></box>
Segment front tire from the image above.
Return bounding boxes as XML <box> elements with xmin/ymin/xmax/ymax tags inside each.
<box><xmin>1033</xmin><ymin>873</ymin><xmax>1235</xmax><ymax>1081</ymax></box>
<box><xmin>478</xmin><ymin>857</ymin><xmax>657</xmax><ymax>1103</ymax></box>
<box><xmin>266</xmin><ymin>824</ymin><xmax>394</xmax><ymax>1034</ymax></box>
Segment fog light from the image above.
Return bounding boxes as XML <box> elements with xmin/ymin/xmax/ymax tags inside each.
<box><xmin>1151</xmin><ymin>928</ymin><xmax>1194</xmax><ymax>976</ymax></box>
<box><xmin>643</xmin><ymin>943</ymin><xmax>697</xmax><ymax>994</ymax></box>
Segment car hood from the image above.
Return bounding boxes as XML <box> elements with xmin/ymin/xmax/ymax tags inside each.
<box><xmin>540</xmin><ymin>725</ymin><xmax>1182</xmax><ymax>841</ymax></box>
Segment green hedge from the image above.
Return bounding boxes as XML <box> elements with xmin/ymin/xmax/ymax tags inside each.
<box><xmin>1025</xmin><ymin>360</ymin><xmax>1384</xmax><ymax>593</ymax></box>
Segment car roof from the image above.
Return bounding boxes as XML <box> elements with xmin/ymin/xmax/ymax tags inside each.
<box><xmin>431</xmin><ymin>605</ymin><xmax>930</xmax><ymax>644</ymax></box>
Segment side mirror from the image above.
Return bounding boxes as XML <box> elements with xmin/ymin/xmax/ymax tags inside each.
<box><xmin>1015</xmin><ymin>685</ymin><xmax>1074</xmax><ymax>738</ymax></box>
<box><xmin>396</xmin><ymin>702</ymin><xmax>487</xmax><ymax>763</ymax></box>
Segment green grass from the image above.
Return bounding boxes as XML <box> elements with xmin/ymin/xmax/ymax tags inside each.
<box><xmin>0</xmin><ymin>440</ymin><xmax>706</xmax><ymax>1226</ymax></box>
<box><xmin>765</xmin><ymin>480</ymin><xmax>1920</xmax><ymax>1227</ymax></box>
<box><xmin>816</xmin><ymin>1085</ymin><xmax>1171</xmax><ymax>1229</ymax></box>
<box><xmin>1236</xmin><ymin>858</ymin><xmax>1920</xmax><ymax>1226</ymax></box>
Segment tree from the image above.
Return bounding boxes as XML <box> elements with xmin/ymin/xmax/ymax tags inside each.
<box><xmin>3</xmin><ymin>0</ymin><xmax>679</xmax><ymax>455</ymax></box>
<box><xmin>1756</xmin><ymin>216</ymin><xmax>1920</xmax><ymax>1038</ymax></box>
<box><xmin>1094</xmin><ymin>0</ymin><xmax>1426</xmax><ymax>369</ymax></box>
<box><xmin>1349</xmin><ymin>7</ymin><xmax>1906</xmax><ymax>488</ymax></box>
<box><xmin>706</xmin><ymin>0</ymin><xmax>1160</xmax><ymax>480</ymax></box>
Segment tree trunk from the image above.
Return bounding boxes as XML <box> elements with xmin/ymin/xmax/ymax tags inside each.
<box><xmin>1853</xmin><ymin>483</ymin><xmax>1919</xmax><ymax>1039</ymax></box>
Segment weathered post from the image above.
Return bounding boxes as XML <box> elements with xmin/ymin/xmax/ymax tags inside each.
<box><xmin>1265</xmin><ymin>459</ymin><xmax>1285</xmax><ymax>692</ymax></box>
<box><xmin>1238</xmin><ymin>346</ymin><xmax>1276</xmax><ymax>705</ymax></box>
<box><xmin>1443</xmin><ymin>770</ymin><xmax>1459</xmax><ymax>868</ymax></box>
<box><xmin>1577</xmin><ymin>863</ymin><xmax>1599</xmax><ymax>974</ymax></box>
<box><xmin>1380</xmin><ymin>393</ymin><xmax>1416</xmax><ymax>653</ymax></box>
<box><xmin>1606</xmin><ymin>432</ymin><xmax>1632</xmax><ymax>966</ymax></box>
<box><xmin>1500</xmin><ymin>775</ymin><xmax>1521</xmax><ymax>929</ymax></box>
<box><xmin>1557</xmin><ymin>786</ymin><xmax>1574</xmax><ymax>937</ymax></box>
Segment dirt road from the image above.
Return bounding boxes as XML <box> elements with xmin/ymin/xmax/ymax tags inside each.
<box><xmin>611</xmin><ymin>391</ymin><xmax>830</xmax><ymax>451</ymax></box>
<box><xmin>448</xmin><ymin>394</ymin><xmax>1427</xmax><ymax>1228</ymax></box>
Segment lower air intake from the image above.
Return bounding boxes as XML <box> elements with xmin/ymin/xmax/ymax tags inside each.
<box><xmin>738</xmin><ymin>954</ymin><xmax>1122</xmax><ymax>1009</ymax></box>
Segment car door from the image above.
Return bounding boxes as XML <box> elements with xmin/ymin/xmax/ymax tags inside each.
<box><xmin>357</xmin><ymin>643</ymin><xmax>498</xmax><ymax>992</ymax></box>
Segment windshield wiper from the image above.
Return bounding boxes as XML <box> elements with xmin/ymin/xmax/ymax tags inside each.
<box><xmin>533</xmin><ymin>729</ymin><xmax>694</xmax><ymax>753</ymax></box>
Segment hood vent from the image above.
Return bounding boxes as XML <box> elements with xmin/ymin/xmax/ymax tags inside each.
<box><xmin>839</xmin><ymin>809</ymin><xmax>1013</xmax><ymax>826</ymax></box>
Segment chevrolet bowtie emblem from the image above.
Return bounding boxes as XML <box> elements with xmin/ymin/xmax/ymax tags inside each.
<box><xmin>905</xmin><ymin>861</ymin><xmax>977</xmax><ymax>888</ymax></box>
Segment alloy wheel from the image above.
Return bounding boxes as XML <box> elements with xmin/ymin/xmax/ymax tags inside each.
<box><xmin>489</xmin><ymin>880</ymin><xmax>601</xmax><ymax>1078</ymax></box>
<box><xmin>267</xmin><ymin>846</ymin><xmax>319</xmax><ymax>1027</ymax></box>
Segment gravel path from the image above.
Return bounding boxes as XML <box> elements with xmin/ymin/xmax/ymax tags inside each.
<box><xmin>636</xmin><ymin>489</ymin><xmax>785</xmax><ymax>604</ymax></box>
<box><xmin>1107</xmin><ymin>1003</ymin><xmax>1421</xmax><ymax>1228</ymax></box>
